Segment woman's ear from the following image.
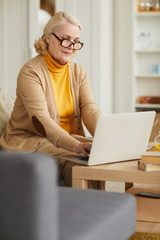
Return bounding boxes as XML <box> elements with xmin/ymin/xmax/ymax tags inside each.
<box><xmin>46</xmin><ymin>35</ymin><xmax>50</xmax><ymax>44</ymax></box>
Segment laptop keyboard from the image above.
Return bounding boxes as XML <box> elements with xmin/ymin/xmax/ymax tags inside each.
<box><xmin>77</xmin><ymin>156</ymin><xmax>89</xmax><ymax>161</ymax></box>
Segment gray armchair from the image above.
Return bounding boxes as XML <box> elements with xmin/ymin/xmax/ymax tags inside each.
<box><xmin>0</xmin><ymin>151</ymin><xmax>136</xmax><ymax>240</ymax></box>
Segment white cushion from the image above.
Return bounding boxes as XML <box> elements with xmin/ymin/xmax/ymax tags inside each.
<box><xmin>0</xmin><ymin>89</ymin><xmax>14</xmax><ymax>136</ymax></box>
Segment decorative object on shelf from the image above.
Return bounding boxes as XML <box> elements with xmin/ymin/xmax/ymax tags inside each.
<box><xmin>137</xmin><ymin>0</ymin><xmax>160</xmax><ymax>11</ymax></box>
<box><xmin>152</xmin><ymin>64</ymin><xmax>160</xmax><ymax>74</ymax></box>
<box><xmin>138</xmin><ymin>0</ymin><xmax>153</xmax><ymax>11</ymax></box>
<box><xmin>145</xmin><ymin>0</ymin><xmax>153</xmax><ymax>11</ymax></box>
<box><xmin>154</xmin><ymin>0</ymin><xmax>160</xmax><ymax>10</ymax></box>
<box><xmin>138</xmin><ymin>0</ymin><xmax>146</xmax><ymax>11</ymax></box>
<box><xmin>138</xmin><ymin>32</ymin><xmax>152</xmax><ymax>49</ymax></box>
<box><xmin>136</xmin><ymin>96</ymin><xmax>160</xmax><ymax>104</ymax></box>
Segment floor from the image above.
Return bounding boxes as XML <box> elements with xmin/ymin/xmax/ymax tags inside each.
<box><xmin>136</xmin><ymin>221</ymin><xmax>160</xmax><ymax>233</ymax></box>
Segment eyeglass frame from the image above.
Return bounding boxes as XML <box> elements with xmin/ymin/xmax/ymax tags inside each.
<box><xmin>52</xmin><ymin>33</ymin><xmax>84</xmax><ymax>50</ymax></box>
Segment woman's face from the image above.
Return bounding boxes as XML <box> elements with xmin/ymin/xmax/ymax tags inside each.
<box><xmin>46</xmin><ymin>21</ymin><xmax>81</xmax><ymax>65</ymax></box>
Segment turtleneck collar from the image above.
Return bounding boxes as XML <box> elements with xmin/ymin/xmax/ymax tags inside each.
<box><xmin>44</xmin><ymin>50</ymin><xmax>68</xmax><ymax>74</ymax></box>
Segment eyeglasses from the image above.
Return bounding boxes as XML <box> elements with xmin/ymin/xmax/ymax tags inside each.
<box><xmin>52</xmin><ymin>33</ymin><xmax>84</xmax><ymax>50</ymax></box>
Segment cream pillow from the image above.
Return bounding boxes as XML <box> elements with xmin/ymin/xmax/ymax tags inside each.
<box><xmin>0</xmin><ymin>88</ymin><xmax>14</xmax><ymax>136</ymax></box>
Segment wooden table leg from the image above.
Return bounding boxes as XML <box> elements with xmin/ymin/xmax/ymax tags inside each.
<box><xmin>72</xmin><ymin>178</ymin><xmax>88</xmax><ymax>189</ymax></box>
<box><xmin>125</xmin><ymin>182</ymin><xmax>133</xmax><ymax>191</ymax></box>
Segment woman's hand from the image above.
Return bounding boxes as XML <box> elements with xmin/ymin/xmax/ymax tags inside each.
<box><xmin>72</xmin><ymin>142</ymin><xmax>92</xmax><ymax>156</ymax></box>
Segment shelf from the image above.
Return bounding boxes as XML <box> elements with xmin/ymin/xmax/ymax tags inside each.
<box><xmin>135</xmin><ymin>12</ymin><xmax>160</xmax><ymax>17</ymax></box>
<box><xmin>135</xmin><ymin>74</ymin><xmax>160</xmax><ymax>78</ymax></box>
<box><xmin>134</xmin><ymin>49</ymin><xmax>160</xmax><ymax>53</ymax></box>
<box><xmin>135</xmin><ymin>103</ymin><xmax>160</xmax><ymax>109</ymax></box>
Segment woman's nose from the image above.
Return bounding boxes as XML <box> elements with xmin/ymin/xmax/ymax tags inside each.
<box><xmin>68</xmin><ymin>43</ymin><xmax>74</xmax><ymax>49</ymax></box>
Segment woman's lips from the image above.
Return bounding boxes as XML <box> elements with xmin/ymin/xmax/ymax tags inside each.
<box><xmin>63</xmin><ymin>51</ymin><xmax>72</xmax><ymax>56</ymax></box>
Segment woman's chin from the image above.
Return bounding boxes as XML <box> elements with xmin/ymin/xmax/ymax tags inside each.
<box><xmin>60</xmin><ymin>56</ymin><xmax>72</xmax><ymax>65</ymax></box>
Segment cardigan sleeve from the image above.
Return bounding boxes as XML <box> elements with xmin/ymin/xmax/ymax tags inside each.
<box><xmin>17</xmin><ymin>63</ymin><xmax>79</xmax><ymax>152</ymax></box>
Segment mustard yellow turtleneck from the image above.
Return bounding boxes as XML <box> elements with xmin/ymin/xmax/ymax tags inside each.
<box><xmin>44</xmin><ymin>50</ymin><xmax>74</xmax><ymax>133</ymax></box>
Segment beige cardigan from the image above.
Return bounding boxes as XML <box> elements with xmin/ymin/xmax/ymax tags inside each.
<box><xmin>0</xmin><ymin>54</ymin><xmax>101</xmax><ymax>152</ymax></box>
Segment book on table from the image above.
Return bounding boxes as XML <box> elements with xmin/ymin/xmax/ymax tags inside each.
<box><xmin>141</xmin><ymin>148</ymin><xmax>160</xmax><ymax>164</ymax></box>
<box><xmin>138</xmin><ymin>159</ymin><xmax>160</xmax><ymax>172</ymax></box>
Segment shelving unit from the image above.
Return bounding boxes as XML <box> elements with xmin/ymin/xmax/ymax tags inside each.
<box><xmin>133</xmin><ymin>0</ymin><xmax>160</xmax><ymax>112</ymax></box>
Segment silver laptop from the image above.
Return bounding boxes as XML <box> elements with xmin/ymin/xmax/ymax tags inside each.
<box><xmin>60</xmin><ymin>111</ymin><xmax>155</xmax><ymax>166</ymax></box>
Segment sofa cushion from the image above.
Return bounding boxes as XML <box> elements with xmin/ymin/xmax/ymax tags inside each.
<box><xmin>0</xmin><ymin>88</ymin><xmax>14</xmax><ymax>136</ymax></box>
<box><xmin>59</xmin><ymin>187</ymin><xmax>136</xmax><ymax>240</ymax></box>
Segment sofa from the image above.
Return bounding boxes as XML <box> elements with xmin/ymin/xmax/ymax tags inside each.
<box><xmin>0</xmin><ymin>151</ymin><xmax>136</xmax><ymax>240</ymax></box>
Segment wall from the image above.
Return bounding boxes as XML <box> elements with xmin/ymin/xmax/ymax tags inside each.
<box><xmin>113</xmin><ymin>0</ymin><xmax>133</xmax><ymax>113</ymax></box>
<box><xmin>0</xmin><ymin>0</ymin><xmax>39</xmax><ymax>97</ymax></box>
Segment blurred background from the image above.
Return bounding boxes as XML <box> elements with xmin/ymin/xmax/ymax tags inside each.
<box><xmin>1</xmin><ymin>0</ymin><xmax>159</xmax><ymax>115</ymax></box>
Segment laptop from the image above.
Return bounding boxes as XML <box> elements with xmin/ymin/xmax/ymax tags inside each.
<box><xmin>59</xmin><ymin>111</ymin><xmax>156</xmax><ymax>166</ymax></box>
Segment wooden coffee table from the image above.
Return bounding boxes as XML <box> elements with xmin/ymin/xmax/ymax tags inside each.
<box><xmin>72</xmin><ymin>160</ymin><xmax>160</xmax><ymax>189</ymax></box>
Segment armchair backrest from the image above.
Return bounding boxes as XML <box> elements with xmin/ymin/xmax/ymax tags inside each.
<box><xmin>0</xmin><ymin>151</ymin><xmax>59</xmax><ymax>240</ymax></box>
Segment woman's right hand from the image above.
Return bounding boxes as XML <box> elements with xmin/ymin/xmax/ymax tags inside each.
<box><xmin>72</xmin><ymin>142</ymin><xmax>92</xmax><ymax>156</ymax></box>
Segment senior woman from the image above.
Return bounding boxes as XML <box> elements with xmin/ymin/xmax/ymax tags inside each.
<box><xmin>0</xmin><ymin>11</ymin><xmax>104</xmax><ymax>189</ymax></box>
